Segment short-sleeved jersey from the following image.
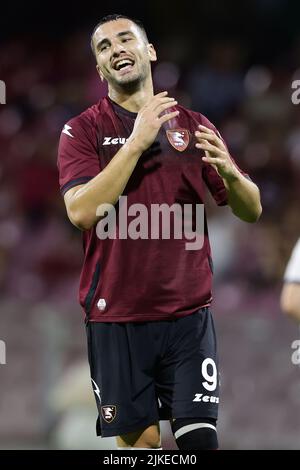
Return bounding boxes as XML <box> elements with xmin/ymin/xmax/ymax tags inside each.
<box><xmin>58</xmin><ymin>96</ymin><xmax>248</xmax><ymax>322</ymax></box>
<box><xmin>284</xmin><ymin>239</ymin><xmax>300</xmax><ymax>283</ymax></box>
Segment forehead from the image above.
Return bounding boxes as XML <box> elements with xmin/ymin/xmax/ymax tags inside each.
<box><xmin>93</xmin><ymin>19</ymin><xmax>142</xmax><ymax>44</ymax></box>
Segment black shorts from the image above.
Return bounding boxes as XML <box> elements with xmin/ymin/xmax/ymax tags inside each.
<box><xmin>86</xmin><ymin>307</ymin><xmax>219</xmax><ymax>437</ymax></box>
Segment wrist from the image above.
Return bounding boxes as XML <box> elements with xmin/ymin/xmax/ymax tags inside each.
<box><xmin>223</xmin><ymin>166</ymin><xmax>241</xmax><ymax>185</ymax></box>
<box><xmin>125</xmin><ymin>136</ymin><xmax>145</xmax><ymax>156</ymax></box>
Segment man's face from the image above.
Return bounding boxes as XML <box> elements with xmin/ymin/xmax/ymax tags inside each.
<box><xmin>92</xmin><ymin>19</ymin><xmax>157</xmax><ymax>89</ymax></box>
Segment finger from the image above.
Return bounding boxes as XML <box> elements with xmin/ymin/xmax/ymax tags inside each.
<box><xmin>202</xmin><ymin>156</ymin><xmax>224</xmax><ymax>166</ymax></box>
<box><xmin>146</xmin><ymin>91</ymin><xmax>169</xmax><ymax>107</ymax></box>
<box><xmin>199</xmin><ymin>125</ymin><xmax>224</xmax><ymax>144</ymax></box>
<box><xmin>198</xmin><ymin>124</ymin><xmax>215</xmax><ymax>134</ymax></box>
<box><xmin>152</xmin><ymin>97</ymin><xmax>177</xmax><ymax>111</ymax></box>
<box><xmin>156</xmin><ymin>101</ymin><xmax>178</xmax><ymax>115</ymax></box>
<box><xmin>196</xmin><ymin>141</ymin><xmax>224</xmax><ymax>155</ymax></box>
<box><xmin>195</xmin><ymin>131</ymin><xmax>218</xmax><ymax>144</ymax></box>
<box><xmin>159</xmin><ymin>110</ymin><xmax>180</xmax><ymax>124</ymax></box>
<box><xmin>195</xmin><ymin>131</ymin><xmax>225</xmax><ymax>150</ymax></box>
<box><xmin>195</xmin><ymin>131</ymin><xmax>218</xmax><ymax>141</ymax></box>
<box><xmin>154</xmin><ymin>91</ymin><xmax>168</xmax><ymax>98</ymax></box>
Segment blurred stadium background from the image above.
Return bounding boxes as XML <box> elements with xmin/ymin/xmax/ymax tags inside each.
<box><xmin>1</xmin><ymin>0</ymin><xmax>300</xmax><ymax>449</ymax></box>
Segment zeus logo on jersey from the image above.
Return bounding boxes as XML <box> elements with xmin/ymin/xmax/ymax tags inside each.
<box><xmin>103</xmin><ymin>137</ymin><xmax>128</xmax><ymax>145</ymax></box>
<box><xmin>193</xmin><ymin>393</ymin><xmax>219</xmax><ymax>403</ymax></box>
<box><xmin>102</xmin><ymin>130</ymin><xmax>191</xmax><ymax>151</ymax></box>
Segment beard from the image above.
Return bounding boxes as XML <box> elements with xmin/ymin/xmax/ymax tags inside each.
<box><xmin>106</xmin><ymin>61</ymin><xmax>150</xmax><ymax>93</ymax></box>
<box><xmin>111</xmin><ymin>74</ymin><xmax>141</xmax><ymax>92</ymax></box>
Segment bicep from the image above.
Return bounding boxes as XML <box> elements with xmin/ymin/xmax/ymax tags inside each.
<box><xmin>58</xmin><ymin>115</ymin><xmax>100</xmax><ymax>196</ymax></box>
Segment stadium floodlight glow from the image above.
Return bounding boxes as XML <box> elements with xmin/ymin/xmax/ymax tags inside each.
<box><xmin>0</xmin><ymin>80</ymin><xmax>6</xmax><ymax>104</ymax></box>
<box><xmin>0</xmin><ymin>340</ymin><xmax>6</xmax><ymax>365</ymax></box>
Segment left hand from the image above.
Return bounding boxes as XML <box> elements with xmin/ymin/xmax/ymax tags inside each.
<box><xmin>195</xmin><ymin>124</ymin><xmax>238</xmax><ymax>181</ymax></box>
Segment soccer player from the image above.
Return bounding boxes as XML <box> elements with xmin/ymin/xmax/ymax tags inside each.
<box><xmin>57</xmin><ymin>14</ymin><xmax>262</xmax><ymax>449</ymax></box>
<box><xmin>281</xmin><ymin>239</ymin><xmax>300</xmax><ymax>322</ymax></box>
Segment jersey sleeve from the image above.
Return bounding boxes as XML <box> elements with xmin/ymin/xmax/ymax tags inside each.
<box><xmin>200</xmin><ymin>115</ymin><xmax>250</xmax><ymax>206</ymax></box>
<box><xmin>284</xmin><ymin>239</ymin><xmax>300</xmax><ymax>283</ymax></box>
<box><xmin>57</xmin><ymin>114</ymin><xmax>100</xmax><ymax>195</ymax></box>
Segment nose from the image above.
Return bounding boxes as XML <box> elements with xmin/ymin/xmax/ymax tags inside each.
<box><xmin>111</xmin><ymin>41</ymin><xmax>126</xmax><ymax>57</ymax></box>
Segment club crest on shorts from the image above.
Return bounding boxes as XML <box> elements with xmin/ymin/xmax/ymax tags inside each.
<box><xmin>166</xmin><ymin>129</ymin><xmax>190</xmax><ymax>152</ymax></box>
<box><xmin>101</xmin><ymin>405</ymin><xmax>117</xmax><ymax>423</ymax></box>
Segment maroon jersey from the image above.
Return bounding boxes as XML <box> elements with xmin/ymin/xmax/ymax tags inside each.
<box><xmin>58</xmin><ymin>97</ymin><xmax>248</xmax><ymax>322</ymax></box>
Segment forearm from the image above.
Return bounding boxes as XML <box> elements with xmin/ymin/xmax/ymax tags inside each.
<box><xmin>68</xmin><ymin>139</ymin><xmax>142</xmax><ymax>230</ymax></box>
<box><xmin>195</xmin><ymin>125</ymin><xmax>262</xmax><ymax>222</ymax></box>
<box><xmin>224</xmin><ymin>170</ymin><xmax>262</xmax><ymax>223</ymax></box>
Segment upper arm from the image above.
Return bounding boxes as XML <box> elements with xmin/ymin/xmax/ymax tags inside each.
<box><xmin>57</xmin><ymin>114</ymin><xmax>100</xmax><ymax>196</ymax></box>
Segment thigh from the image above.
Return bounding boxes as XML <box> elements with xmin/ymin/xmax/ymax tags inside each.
<box><xmin>86</xmin><ymin>321</ymin><xmax>160</xmax><ymax>437</ymax></box>
<box><xmin>156</xmin><ymin>308</ymin><xmax>219</xmax><ymax>420</ymax></box>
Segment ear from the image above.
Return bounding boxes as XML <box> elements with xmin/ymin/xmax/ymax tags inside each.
<box><xmin>96</xmin><ymin>64</ymin><xmax>105</xmax><ymax>82</ymax></box>
<box><xmin>147</xmin><ymin>43</ymin><xmax>157</xmax><ymax>62</ymax></box>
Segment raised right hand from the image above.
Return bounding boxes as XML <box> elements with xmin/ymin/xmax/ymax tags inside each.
<box><xmin>128</xmin><ymin>91</ymin><xmax>179</xmax><ymax>153</ymax></box>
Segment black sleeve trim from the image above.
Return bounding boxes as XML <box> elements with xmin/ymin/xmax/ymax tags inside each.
<box><xmin>60</xmin><ymin>176</ymin><xmax>94</xmax><ymax>195</ymax></box>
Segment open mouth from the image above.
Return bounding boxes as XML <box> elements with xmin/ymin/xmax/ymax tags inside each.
<box><xmin>113</xmin><ymin>59</ymin><xmax>135</xmax><ymax>74</ymax></box>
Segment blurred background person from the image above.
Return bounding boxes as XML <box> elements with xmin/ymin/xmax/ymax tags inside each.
<box><xmin>281</xmin><ymin>239</ymin><xmax>300</xmax><ymax>322</ymax></box>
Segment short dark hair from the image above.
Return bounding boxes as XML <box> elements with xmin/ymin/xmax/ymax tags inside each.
<box><xmin>90</xmin><ymin>14</ymin><xmax>149</xmax><ymax>56</ymax></box>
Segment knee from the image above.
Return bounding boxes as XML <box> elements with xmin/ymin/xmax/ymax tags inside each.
<box><xmin>139</xmin><ymin>426</ymin><xmax>161</xmax><ymax>448</ymax></box>
<box><xmin>118</xmin><ymin>424</ymin><xmax>161</xmax><ymax>448</ymax></box>
<box><xmin>171</xmin><ymin>417</ymin><xmax>218</xmax><ymax>450</ymax></box>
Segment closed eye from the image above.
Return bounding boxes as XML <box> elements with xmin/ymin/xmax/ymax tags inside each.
<box><xmin>97</xmin><ymin>34</ymin><xmax>135</xmax><ymax>53</ymax></box>
<box><xmin>100</xmin><ymin>44</ymin><xmax>110</xmax><ymax>52</ymax></box>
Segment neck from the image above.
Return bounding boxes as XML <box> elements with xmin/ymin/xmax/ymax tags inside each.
<box><xmin>108</xmin><ymin>76</ymin><xmax>154</xmax><ymax>113</ymax></box>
